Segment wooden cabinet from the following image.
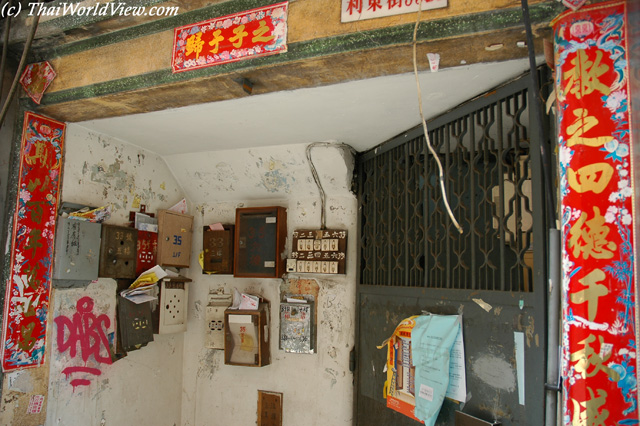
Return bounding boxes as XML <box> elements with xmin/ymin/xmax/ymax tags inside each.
<box><xmin>202</xmin><ymin>225</ymin><xmax>234</xmax><ymax>274</ymax></box>
<box><xmin>157</xmin><ymin>210</ymin><xmax>193</xmax><ymax>268</ymax></box>
<box><xmin>234</xmin><ymin>207</ymin><xmax>287</xmax><ymax>278</ymax></box>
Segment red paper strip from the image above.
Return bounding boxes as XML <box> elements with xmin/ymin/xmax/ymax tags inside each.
<box><xmin>172</xmin><ymin>2</ymin><xmax>288</xmax><ymax>73</ymax></box>
<box><xmin>554</xmin><ymin>1</ymin><xmax>637</xmax><ymax>424</ymax></box>
<box><xmin>1</xmin><ymin>112</ymin><xmax>65</xmax><ymax>371</ymax></box>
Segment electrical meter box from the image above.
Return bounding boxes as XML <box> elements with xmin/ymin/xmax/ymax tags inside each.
<box><xmin>224</xmin><ymin>301</ymin><xmax>270</xmax><ymax>367</ymax></box>
<box><xmin>53</xmin><ymin>217</ymin><xmax>102</xmax><ymax>283</ymax></box>
<box><xmin>99</xmin><ymin>224</ymin><xmax>137</xmax><ymax>279</ymax></box>
<box><xmin>205</xmin><ymin>290</ymin><xmax>232</xmax><ymax>349</ymax></box>
<box><xmin>157</xmin><ymin>209</ymin><xmax>193</xmax><ymax>268</ymax></box>
<box><xmin>234</xmin><ymin>207</ymin><xmax>287</xmax><ymax>278</ymax></box>
<box><xmin>151</xmin><ymin>277</ymin><xmax>191</xmax><ymax>334</ymax></box>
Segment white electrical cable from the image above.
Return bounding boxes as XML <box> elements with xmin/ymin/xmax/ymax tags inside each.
<box><xmin>412</xmin><ymin>3</ymin><xmax>464</xmax><ymax>235</ymax></box>
<box><xmin>306</xmin><ymin>142</ymin><xmax>357</xmax><ymax>230</ymax></box>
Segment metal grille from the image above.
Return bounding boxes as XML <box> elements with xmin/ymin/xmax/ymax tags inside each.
<box><xmin>359</xmin><ymin>80</ymin><xmax>537</xmax><ymax>292</ymax></box>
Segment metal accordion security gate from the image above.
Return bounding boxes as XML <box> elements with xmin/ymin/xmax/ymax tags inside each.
<box><xmin>355</xmin><ymin>70</ymin><xmax>552</xmax><ymax>425</ymax></box>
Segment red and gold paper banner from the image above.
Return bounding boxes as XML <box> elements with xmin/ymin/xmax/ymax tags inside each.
<box><xmin>553</xmin><ymin>1</ymin><xmax>637</xmax><ymax>424</ymax></box>
<box><xmin>1</xmin><ymin>112</ymin><xmax>65</xmax><ymax>371</ymax></box>
<box><xmin>19</xmin><ymin>61</ymin><xmax>56</xmax><ymax>105</ymax></box>
<box><xmin>171</xmin><ymin>2</ymin><xmax>288</xmax><ymax>73</ymax></box>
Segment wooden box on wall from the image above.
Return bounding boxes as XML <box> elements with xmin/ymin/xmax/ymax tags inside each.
<box><xmin>157</xmin><ymin>209</ymin><xmax>193</xmax><ymax>268</ymax></box>
<box><xmin>99</xmin><ymin>224</ymin><xmax>137</xmax><ymax>279</ymax></box>
<box><xmin>202</xmin><ymin>225</ymin><xmax>234</xmax><ymax>274</ymax></box>
<box><xmin>234</xmin><ymin>207</ymin><xmax>287</xmax><ymax>278</ymax></box>
<box><xmin>224</xmin><ymin>302</ymin><xmax>270</xmax><ymax>367</ymax></box>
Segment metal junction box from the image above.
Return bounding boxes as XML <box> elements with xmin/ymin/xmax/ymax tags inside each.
<box><xmin>99</xmin><ymin>224</ymin><xmax>138</xmax><ymax>279</ymax></box>
<box><xmin>53</xmin><ymin>217</ymin><xmax>101</xmax><ymax>284</ymax></box>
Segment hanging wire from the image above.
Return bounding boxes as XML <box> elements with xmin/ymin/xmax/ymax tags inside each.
<box><xmin>306</xmin><ymin>142</ymin><xmax>357</xmax><ymax>230</ymax></box>
<box><xmin>0</xmin><ymin>2</ymin><xmax>41</xmax><ymax>130</ymax></box>
<box><xmin>412</xmin><ymin>1</ymin><xmax>463</xmax><ymax>234</ymax></box>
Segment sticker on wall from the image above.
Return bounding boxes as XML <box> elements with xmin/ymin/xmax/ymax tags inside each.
<box><xmin>553</xmin><ymin>1</ymin><xmax>637</xmax><ymax>424</ymax></box>
<box><xmin>19</xmin><ymin>61</ymin><xmax>56</xmax><ymax>105</ymax></box>
<box><xmin>171</xmin><ymin>2</ymin><xmax>288</xmax><ymax>73</ymax></box>
<box><xmin>1</xmin><ymin>112</ymin><xmax>65</xmax><ymax>371</ymax></box>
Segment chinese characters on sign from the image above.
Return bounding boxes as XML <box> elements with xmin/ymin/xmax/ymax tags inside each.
<box><xmin>290</xmin><ymin>229</ymin><xmax>347</xmax><ymax>274</ymax></box>
<box><xmin>341</xmin><ymin>0</ymin><xmax>447</xmax><ymax>23</ymax></box>
<box><xmin>553</xmin><ymin>1</ymin><xmax>637</xmax><ymax>425</ymax></box>
<box><xmin>1</xmin><ymin>112</ymin><xmax>65</xmax><ymax>371</ymax></box>
<box><xmin>172</xmin><ymin>2</ymin><xmax>288</xmax><ymax>73</ymax></box>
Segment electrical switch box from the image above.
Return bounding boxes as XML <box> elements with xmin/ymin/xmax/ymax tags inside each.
<box><xmin>151</xmin><ymin>277</ymin><xmax>191</xmax><ymax>334</ymax></box>
<box><xmin>234</xmin><ymin>207</ymin><xmax>287</xmax><ymax>278</ymax></box>
<box><xmin>53</xmin><ymin>217</ymin><xmax>101</xmax><ymax>283</ymax></box>
<box><xmin>202</xmin><ymin>225</ymin><xmax>234</xmax><ymax>274</ymax></box>
<box><xmin>99</xmin><ymin>224</ymin><xmax>138</xmax><ymax>279</ymax></box>
<box><xmin>157</xmin><ymin>209</ymin><xmax>193</xmax><ymax>268</ymax></box>
<box><xmin>225</xmin><ymin>301</ymin><xmax>270</xmax><ymax>367</ymax></box>
<box><xmin>206</xmin><ymin>289</ymin><xmax>232</xmax><ymax>349</ymax></box>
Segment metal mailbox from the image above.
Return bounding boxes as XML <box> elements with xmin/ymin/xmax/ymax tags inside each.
<box><xmin>53</xmin><ymin>217</ymin><xmax>101</xmax><ymax>283</ymax></box>
<box><xmin>99</xmin><ymin>224</ymin><xmax>137</xmax><ymax>279</ymax></box>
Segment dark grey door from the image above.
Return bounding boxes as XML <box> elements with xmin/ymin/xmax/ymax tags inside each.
<box><xmin>355</xmin><ymin>71</ymin><xmax>552</xmax><ymax>425</ymax></box>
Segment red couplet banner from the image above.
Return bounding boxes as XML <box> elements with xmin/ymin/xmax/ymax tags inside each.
<box><xmin>553</xmin><ymin>1</ymin><xmax>637</xmax><ymax>424</ymax></box>
<box><xmin>1</xmin><ymin>112</ymin><xmax>65</xmax><ymax>371</ymax></box>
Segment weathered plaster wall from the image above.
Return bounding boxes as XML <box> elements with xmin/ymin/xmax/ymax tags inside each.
<box><xmin>44</xmin><ymin>125</ymin><xmax>187</xmax><ymax>426</ymax></box>
<box><xmin>177</xmin><ymin>143</ymin><xmax>358</xmax><ymax>425</ymax></box>
<box><xmin>60</xmin><ymin>123</ymin><xmax>185</xmax><ymax>223</ymax></box>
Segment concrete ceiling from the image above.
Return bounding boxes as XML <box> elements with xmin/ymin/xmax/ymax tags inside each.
<box><xmin>74</xmin><ymin>57</ymin><xmax>534</xmax><ymax>156</ymax></box>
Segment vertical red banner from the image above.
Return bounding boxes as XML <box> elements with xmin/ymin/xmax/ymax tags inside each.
<box><xmin>554</xmin><ymin>1</ymin><xmax>637</xmax><ymax>424</ymax></box>
<box><xmin>1</xmin><ymin>112</ymin><xmax>65</xmax><ymax>371</ymax></box>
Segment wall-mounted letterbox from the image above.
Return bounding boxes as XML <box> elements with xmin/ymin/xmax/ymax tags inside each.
<box><xmin>118</xmin><ymin>295</ymin><xmax>154</xmax><ymax>353</ymax></box>
<box><xmin>151</xmin><ymin>277</ymin><xmax>191</xmax><ymax>334</ymax></box>
<box><xmin>206</xmin><ymin>290</ymin><xmax>232</xmax><ymax>349</ymax></box>
<box><xmin>157</xmin><ymin>210</ymin><xmax>193</xmax><ymax>268</ymax></box>
<box><xmin>202</xmin><ymin>225</ymin><xmax>234</xmax><ymax>274</ymax></box>
<box><xmin>234</xmin><ymin>207</ymin><xmax>287</xmax><ymax>278</ymax></box>
<box><xmin>53</xmin><ymin>217</ymin><xmax>102</xmax><ymax>283</ymax></box>
<box><xmin>136</xmin><ymin>230</ymin><xmax>158</xmax><ymax>276</ymax></box>
<box><xmin>224</xmin><ymin>302</ymin><xmax>270</xmax><ymax>367</ymax></box>
<box><xmin>99</xmin><ymin>224</ymin><xmax>137</xmax><ymax>279</ymax></box>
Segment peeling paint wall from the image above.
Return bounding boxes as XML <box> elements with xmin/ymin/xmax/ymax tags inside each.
<box><xmin>44</xmin><ymin>126</ymin><xmax>187</xmax><ymax>426</ymax></box>
<box><xmin>45</xmin><ymin>280</ymin><xmax>184</xmax><ymax>426</ymax></box>
<box><xmin>61</xmin><ymin>124</ymin><xmax>184</xmax><ymax>223</ymax></box>
<box><xmin>179</xmin><ymin>143</ymin><xmax>357</xmax><ymax>426</ymax></box>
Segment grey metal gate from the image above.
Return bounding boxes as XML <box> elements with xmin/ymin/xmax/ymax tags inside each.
<box><xmin>355</xmin><ymin>70</ymin><xmax>551</xmax><ymax>425</ymax></box>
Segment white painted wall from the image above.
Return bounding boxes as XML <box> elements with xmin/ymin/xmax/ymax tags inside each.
<box><xmin>43</xmin><ymin>125</ymin><xmax>186</xmax><ymax>426</ymax></box>
<box><xmin>172</xmin><ymin>143</ymin><xmax>357</xmax><ymax>426</ymax></box>
<box><xmin>34</xmin><ymin>130</ymin><xmax>357</xmax><ymax>426</ymax></box>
